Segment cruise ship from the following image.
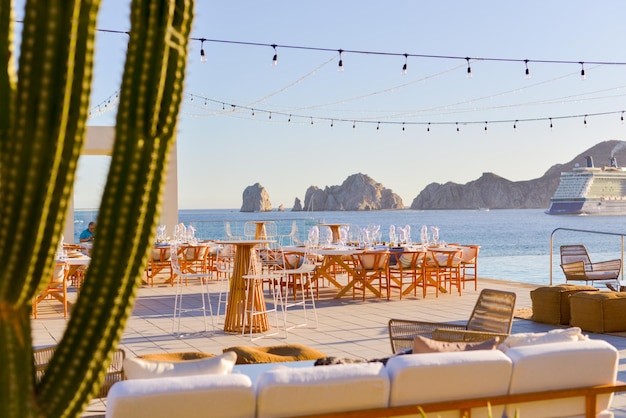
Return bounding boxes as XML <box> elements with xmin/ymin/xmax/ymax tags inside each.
<box><xmin>546</xmin><ymin>156</ymin><xmax>626</xmax><ymax>215</ymax></box>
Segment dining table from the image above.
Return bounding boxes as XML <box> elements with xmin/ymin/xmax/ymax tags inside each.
<box><xmin>283</xmin><ymin>245</ymin><xmax>384</xmax><ymax>299</ymax></box>
<box><xmin>215</xmin><ymin>239</ymin><xmax>275</xmax><ymax>334</ymax></box>
<box><xmin>62</xmin><ymin>252</ymin><xmax>91</xmax><ymax>288</ymax></box>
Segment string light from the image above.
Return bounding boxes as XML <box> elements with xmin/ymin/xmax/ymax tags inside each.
<box><xmin>377</xmin><ymin>122</ymin><xmax>380</xmax><ymax>130</ymax></box>
<box><xmin>513</xmin><ymin>120</ymin><xmax>518</xmax><ymax>130</ymax></box>
<box><xmin>427</xmin><ymin>122</ymin><xmax>431</xmax><ymax>133</ymax></box>
<box><xmin>288</xmin><ymin>114</ymin><xmax>292</xmax><ymax>124</ymax></box>
<box><xmin>466</xmin><ymin>58</ymin><xmax>472</xmax><ymax>78</ymax></box>
<box><xmin>337</xmin><ymin>49</ymin><xmax>344</xmax><ymax>72</ymax></box>
<box><xmin>200</xmin><ymin>38</ymin><xmax>207</xmax><ymax>63</ymax></box>
<box><xmin>549</xmin><ymin>117</ymin><xmax>553</xmax><ymax>129</ymax></box>
<box><xmin>329</xmin><ymin>119</ymin><xmax>333</xmax><ymax>127</ymax></box>
<box><xmin>456</xmin><ymin>122</ymin><xmax>460</xmax><ymax>132</ymax></box>
<box><xmin>622</xmin><ymin>111</ymin><xmax>624</xmax><ymax>124</ymax></box>
<box><xmin>580</xmin><ymin>62</ymin><xmax>586</xmax><ymax>80</ymax></box>
<box><xmin>271</xmin><ymin>44</ymin><xmax>278</xmax><ymax>66</ymax></box>
<box><xmin>402</xmin><ymin>122</ymin><xmax>405</xmax><ymax>131</ymax></box>
<box><xmin>524</xmin><ymin>59</ymin><xmax>530</xmax><ymax>79</ymax></box>
<box><xmin>584</xmin><ymin>115</ymin><xmax>587</xmax><ymax>127</ymax></box>
<box><xmin>402</xmin><ymin>53</ymin><xmax>408</xmax><ymax>75</ymax></box>
<box><xmin>41</xmin><ymin>22</ymin><xmax>626</xmax><ymax>77</ymax></box>
<box><xmin>251</xmin><ymin>109</ymin><xmax>255</xmax><ymax>117</ymax></box>
<box><xmin>352</xmin><ymin>120</ymin><xmax>356</xmax><ymax>128</ymax></box>
<box><xmin>484</xmin><ymin>121</ymin><xmax>488</xmax><ymax>132</ymax></box>
<box><xmin>269</xmin><ymin>112</ymin><xmax>272</xmax><ymax>120</ymax></box>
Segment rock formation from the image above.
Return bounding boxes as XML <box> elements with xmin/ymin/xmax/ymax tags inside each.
<box><xmin>411</xmin><ymin>140</ymin><xmax>626</xmax><ymax>210</ymax></box>
<box><xmin>296</xmin><ymin>173</ymin><xmax>404</xmax><ymax>211</ymax></box>
<box><xmin>292</xmin><ymin>197</ymin><xmax>303</xmax><ymax>211</ymax></box>
<box><xmin>240</xmin><ymin>183</ymin><xmax>272</xmax><ymax>212</ymax></box>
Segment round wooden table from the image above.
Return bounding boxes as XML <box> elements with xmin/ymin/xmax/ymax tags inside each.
<box><xmin>215</xmin><ymin>240</ymin><xmax>275</xmax><ymax>334</ymax></box>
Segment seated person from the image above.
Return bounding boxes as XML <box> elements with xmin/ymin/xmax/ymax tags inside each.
<box><xmin>79</xmin><ymin>222</ymin><xmax>96</xmax><ymax>243</ymax></box>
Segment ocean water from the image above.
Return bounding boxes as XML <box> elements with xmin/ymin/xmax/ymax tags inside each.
<box><xmin>73</xmin><ymin>208</ymin><xmax>626</xmax><ymax>287</ymax></box>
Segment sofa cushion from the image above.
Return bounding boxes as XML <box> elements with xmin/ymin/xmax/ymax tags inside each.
<box><xmin>256</xmin><ymin>362</ymin><xmax>389</xmax><ymax>418</ymax></box>
<box><xmin>105</xmin><ymin>373</ymin><xmax>254</xmax><ymax>418</ymax></box>
<box><xmin>223</xmin><ymin>343</ymin><xmax>326</xmax><ymax>364</ymax></box>
<box><xmin>386</xmin><ymin>350</ymin><xmax>512</xmax><ymax>418</ymax></box>
<box><xmin>498</xmin><ymin>327</ymin><xmax>587</xmax><ymax>352</ymax></box>
<box><xmin>413</xmin><ymin>335</ymin><xmax>500</xmax><ymax>353</ymax></box>
<box><xmin>123</xmin><ymin>351</ymin><xmax>236</xmax><ymax>380</ymax></box>
<box><xmin>505</xmin><ymin>339</ymin><xmax>618</xmax><ymax>417</ymax></box>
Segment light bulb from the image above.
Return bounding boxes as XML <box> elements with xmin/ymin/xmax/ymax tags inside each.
<box><xmin>524</xmin><ymin>60</ymin><xmax>530</xmax><ymax>79</ymax></box>
<box><xmin>200</xmin><ymin>48</ymin><xmax>207</xmax><ymax>63</ymax></box>
<box><xmin>271</xmin><ymin>44</ymin><xmax>278</xmax><ymax>66</ymax></box>
<box><xmin>580</xmin><ymin>62</ymin><xmax>586</xmax><ymax>80</ymax></box>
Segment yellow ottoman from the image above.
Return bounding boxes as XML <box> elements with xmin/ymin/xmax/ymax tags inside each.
<box><xmin>570</xmin><ymin>291</ymin><xmax>626</xmax><ymax>333</ymax></box>
<box><xmin>530</xmin><ymin>284</ymin><xmax>598</xmax><ymax>325</ymax></box>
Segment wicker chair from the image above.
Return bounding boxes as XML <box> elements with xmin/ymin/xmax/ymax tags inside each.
<box><xmin>388</xmin><ymin>288</ymin><xmax>516</xmax><ymax>353</ymax></box>
<box><xmin>33</xmin><ymin>345</ymin><xmax>125</xmax><ymax>398</ymax></box>
<box><xmin>560</xmin><ymin>244</ymin><xmax>621</xmax><ymax>285</ymax></box>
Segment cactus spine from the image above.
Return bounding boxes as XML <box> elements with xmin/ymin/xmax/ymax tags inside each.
<box><xmin>0</xmin><ymin>1</ymin><xmax>194</xmax><ymax>417</ymax></box>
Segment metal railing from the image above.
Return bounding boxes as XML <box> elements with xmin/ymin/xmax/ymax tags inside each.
<box><xmin>549</xmin><ymin>227</ymin><xmax>625</xmax><ymax>285</ymax></box>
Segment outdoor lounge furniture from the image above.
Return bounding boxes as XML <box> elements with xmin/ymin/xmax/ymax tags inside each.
<box><xmin>560</xmin><ymin>244</ymin><xmax>622</xmax><ymax>285</ymax></box>
<box><xmin>34</xmin><ymin>345</ymin><xmax>125</xmax><ymax>398</ymax></box>
<box><xmin>106</xmin><ymin>336</ymin><xmax>623</xmax><ymax>418</ymax></box>
<box><xmin>388</xmin><ymin>288</ymin><xmax>516</xmax><ymax>354</ymax></box>
<box><xmin>570</xmin><ymin>291</ymin><xmax>626</xmax><ymax>333</ymax></box>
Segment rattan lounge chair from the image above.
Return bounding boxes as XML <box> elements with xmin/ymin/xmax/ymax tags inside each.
<box><xmin>388</xmin><ymin>288</ymin><xmax>516</xmax><ymax>353</ymax></box>
<box><xmin>33</xmin><ymin>345</ymin><xmax>125</xmax><ymax>398</ymax></box>
<box><xmin>560</xmin><ymin>244</ymin><xmax>621</xmax><ymax>285</ymax></box>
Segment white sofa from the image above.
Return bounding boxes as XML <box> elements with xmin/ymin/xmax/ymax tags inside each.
<box><xmin>106</xmin><ymin>337</ymin><xmax>621</xmax><ymax>418</ymax></box>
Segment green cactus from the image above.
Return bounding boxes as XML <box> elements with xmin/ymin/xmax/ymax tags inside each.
<box><xmin>0</xmin><ymin>0</ymin><xmax>193</xmax><ymax>416</ymax></box>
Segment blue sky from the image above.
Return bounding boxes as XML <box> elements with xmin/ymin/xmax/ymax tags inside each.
<box><xmin>14</xmin><ymin>1</ymin><xmax>626</xmax><ymax>209</ymax></box>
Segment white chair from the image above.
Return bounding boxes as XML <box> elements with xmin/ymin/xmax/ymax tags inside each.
<box><xmin>241</xmin><ymin>249</ymin><xmax>284</xmax><ymax>341</ymax></box>
<box><xmin>170</xmin><ymin>244</ymin><xmax>215</xmax><ymax>336</ymax></box>
<box><xmin>224</xmin><ymin>222</ymin><xmax>241</xmax><ymax>240</ymax></box>
<box><xmin>279</xmin><ymin>220</ymin><xmax>300</xmax><ymax>246</ymax></box>
<box><xmin>272</xmin><ymin>247</ymin><xmax>318</xmax><ymax>334</ymax></box>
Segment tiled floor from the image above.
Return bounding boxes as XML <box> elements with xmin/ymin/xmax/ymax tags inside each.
<box><xmin>32</xmin><ymin>276</ymin><xmax>626</xmax><ymax>417</ymax></box>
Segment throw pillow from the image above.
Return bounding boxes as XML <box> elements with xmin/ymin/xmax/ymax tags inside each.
<box><xmin>498</xmin><ymin>327</ymin><xmax>587</xmax><ymax>352</ymax></box>
<box><xmin>412</xmin><ymin>335</ymin><xmax>501</xmax><ymax>353</ymax></box>
<box><xmin>123</xmin><ymin>351</ymin><xmax>236</xmax><ymax>379</ymax></box>
<box><xmin>223</xmin><ymin>343</ymin><xmax>326</xmax><ymax>364</ymax></box>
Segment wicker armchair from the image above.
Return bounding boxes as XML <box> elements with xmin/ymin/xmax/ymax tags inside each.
<box><xmin>560</xmin><ymin>244</ymin><xmax>621</xmax><ymax>285</ymax></box>
<box><xmin>388</xmin><ymin>288</ymin><xmax>516</xmax><ymax>353</ymax></box>
<box><xmin>33</xmin><ymin>345</ymin><xmax>125</xmax><ymax>398</ymax></box>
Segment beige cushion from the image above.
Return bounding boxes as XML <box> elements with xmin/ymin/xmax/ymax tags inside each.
<box><xmin>106</xmin><ymin>374</ymin><xmax>254</xmax><ymax>418</ymax></box>
<box><xmin>412</xmin><ymin>335</ymin><xmax>500</xmax><ymax>353</ymax></box>
<box><xmin>506</xmin><ymin>339</ymin><xmax>618</xmax><ymax>417</ymax></box>
<box><xmin>386</xmin><ymin>350</ymin><xmax>512</xmax><ymax>417</ymax></box>
<box><xmin>123</xmin><ymin>351</ymin><xmax>236</xmax><ymax>379</ymax></box>
<box><xmin>256</xmin><ymin>363</ymin><xmax>389</xmax><ymax>418</ymax></box>
<box><xmin>223</xmin><ymin>344</ymin><xmax>326</xmax><ymax>365</ymax></box>
<box><xmin>498</xmin><ymin>327</ymin><xmax>587</xmax><ymax>352</ymax></box>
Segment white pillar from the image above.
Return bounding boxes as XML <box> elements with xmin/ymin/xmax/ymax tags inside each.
<box><xmin>65</xmin><ymin>126</ymin><xmax>179</xmax><ymax>241</ymax></box>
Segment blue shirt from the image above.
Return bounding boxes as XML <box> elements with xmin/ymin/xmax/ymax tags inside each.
<box><xmin>80</xmin><ymin>229</ymin><xmax>94</xmax><ymax>241</ymax></box>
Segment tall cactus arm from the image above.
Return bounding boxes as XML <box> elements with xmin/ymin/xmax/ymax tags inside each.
<box><xmin>37</xmin><ymin>1</ymin><xmax>194</xmax><ymax>416</ymax></box>
<box><xmin>0</xmin><ymin>0</ymin><xmax>98</xmax><ymax>303</ymax></box>
<box><xmin>0</xmin><ymin>0</ymin><xmax>16</xmax><ymax>148</ymax></box>
<box><xmin>0</xmin><ymin>2</ymin><xmax>99</xmax><ymax>418</ymax></box>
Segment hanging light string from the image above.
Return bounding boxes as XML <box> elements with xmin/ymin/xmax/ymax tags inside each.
<box><xmin>17</xmin><ymin>19</ymin><xmax>626</xmax><ymax>74</ymax></box>
<box><xmin>87</xmin><ymin>89</ymin><xmax>120</xmax><ymax>119</ymax></box>
<box><xmin>89</xmin><ymin>85</ymin><xmax>626</xmax><ymax>131</ymax></box>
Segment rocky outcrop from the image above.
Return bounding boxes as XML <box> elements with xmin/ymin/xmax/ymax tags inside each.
<box><xmin>240</xmin><ymin>183</ymin><xmax>272</xmax><ymax>212</ymax></box>
<box><xmin>292</xmin><ymin>197</ymin><xmax>303</xmax><ymax>211</ymax></box>
<box><xmin>298</xmin><ymin>173</ymin><xmax>404</xmax><ymax>211</ymax></box>
<box><xmin>411</xmin><ymin>140</ymin><xmax>626</xmax><ymax>210</ymax></box>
